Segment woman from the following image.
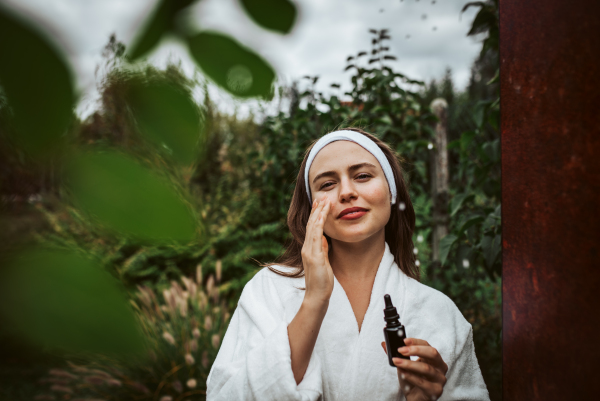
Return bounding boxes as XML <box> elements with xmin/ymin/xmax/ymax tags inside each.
<box><xmin>206</xmin><ymin>129</ymin><xmax>490</xmax><ymax>400</ymax></box>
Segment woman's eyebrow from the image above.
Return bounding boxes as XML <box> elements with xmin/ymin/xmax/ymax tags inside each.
<box><xmin>312</xmin><ymin>162</ymin><xmax>377</xmax><ymax>184</ymax></box>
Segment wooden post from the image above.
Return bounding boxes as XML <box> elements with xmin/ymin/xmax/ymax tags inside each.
<box><xmin>430</xmin><ymin>98</ymin><xmax>449</xmax><ymax>261</ymax></box>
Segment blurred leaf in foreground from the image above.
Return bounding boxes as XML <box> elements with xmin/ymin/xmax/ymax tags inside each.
<box><xmin>128</xmin><ymin>81</ymin><xmax>202</xmax><ymax>164</ymax></box>
<box><xmin>0</xmin><ymin>249</ymin><xmax>145</xmax><ymax>356</ymax></box>
<box><xmin>239</xmin><ymin>0</ymin><xmax>297</xmax><ymax>34</ymax></box>
<box><xmin>187</xmin><ymin>31</ymin><xmax>276</xmax><ymax>99</ymax></box>
<box><xmin>66</xmin><ymin>151</ymin><xmax>197</xmax><ymax>242</ymax></box>
<box><xmin>127</xmin><ymin>0</ymin><xmax>196</xmax><ymax>61</ymax></box>
<box><xmin>0</xmin><ymin>5</ymin><xmax>75</xmax><ymax>156</ymax></box>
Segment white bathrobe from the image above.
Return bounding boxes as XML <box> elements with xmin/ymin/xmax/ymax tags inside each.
<box><xmin>206</xmin><ymin>242</ymin><xmax>490</xmax><ymax>401</ymax></box>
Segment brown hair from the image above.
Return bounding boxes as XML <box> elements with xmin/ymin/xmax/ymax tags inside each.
<box><xmin>261</xmin><ymin>128</ymin><xmax>420</xmax><ymax>282</ymax></box>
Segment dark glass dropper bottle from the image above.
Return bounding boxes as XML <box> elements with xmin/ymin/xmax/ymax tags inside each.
<box><xmin>383</xmin><ymin>294</ymin><xmax>409</xmax><ymax>367</ymax></box>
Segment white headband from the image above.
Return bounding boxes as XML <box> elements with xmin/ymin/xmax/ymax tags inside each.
<box><xmin>304</xmin><ymin>130</ymin><xmax>397</xmax><ymax>205</ymax></box>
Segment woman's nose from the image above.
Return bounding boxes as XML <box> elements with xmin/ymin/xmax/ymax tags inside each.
<box><xmin>338</xmin><ymin>177</ymin><xmax>358</xmax><ymax>203</ymax></box>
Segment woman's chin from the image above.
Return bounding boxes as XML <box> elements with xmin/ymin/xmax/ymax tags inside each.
<box><xmin>328</xmin><ymin>229</ymin><xmax>379</xmax><ymax>244</ymax></box>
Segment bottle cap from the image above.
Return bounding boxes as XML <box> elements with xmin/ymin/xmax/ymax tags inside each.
<box><xmin>383</xmin><ymin>294</ymin><xmax>400</xmax><ymax>322</ymax></box>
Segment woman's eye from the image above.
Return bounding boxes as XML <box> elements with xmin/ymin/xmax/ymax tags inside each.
<box><xmin>320</xmin><ymin>174</ymin><xmax>370</xmax><ymax>190</ymax></box>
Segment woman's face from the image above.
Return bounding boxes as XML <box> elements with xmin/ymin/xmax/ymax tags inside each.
<box><xmin>308</xmin><ymin>140</ymin><xmax>392</xmax><ymax>244</ymax></box>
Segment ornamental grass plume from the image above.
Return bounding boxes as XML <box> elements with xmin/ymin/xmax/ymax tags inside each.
<box><xmin>215</xmin><ymin>260</ymin><xmax>222</xmax><ymax>283</ymax></box>
<box><xmin>211</xmin><ymin>334</ymin><xmax>221</xmax><ymax>349</ymax></box>
<box><xmin>163</xmin><ymin>330</ymin><xmax>176</xmax><ymax>345</ymax></box>
<box><xmin>37</xmin><ymin>274</ymin><xmax>232</xmax><ymax>400</ymax></box>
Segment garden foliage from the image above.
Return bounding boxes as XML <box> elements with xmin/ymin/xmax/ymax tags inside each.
<box><xmin>0</xmin><ymin>0</ymin><xmax>501</xmax><ymax>399</ymax></box>
<box><xmin>35</xmin><ymin>267</ymin><xmax>228</xmax><ymax>400</ymax></box>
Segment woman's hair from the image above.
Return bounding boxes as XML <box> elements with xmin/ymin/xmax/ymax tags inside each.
<box><xmin>260</xmin><ymin>128</ymin><xmax>419</xmax><ymax>281</ymax></box>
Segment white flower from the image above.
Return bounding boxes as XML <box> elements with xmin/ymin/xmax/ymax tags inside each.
<box><xmin>187</xmin><ymin>378</ymin><xmax>197</xmax><ymax>389</ymax></box>
<box><xmin>185</xmin><ymin>353</ymin><xmax>195</xmax><ymax>366</ymax></box>
<box><xmin>192</xmin><ymin>327</ymin><xmax>200</xmax><ymax>338</ymax></box>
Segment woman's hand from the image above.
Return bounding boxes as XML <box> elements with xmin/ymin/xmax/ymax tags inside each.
<box><xmin>288</xmin><ymin>198</ymin><xmax>334</xmax><ymax>384</ymax></box>
<box><xmin>302</xmin><ymin>198</ymin><xmax>334</xmax><ymax>304</ymax></box>
<box><xmin>381</xmin><ymin>338</ymin><xmax>448</xmax><ymax>401</ymax></box>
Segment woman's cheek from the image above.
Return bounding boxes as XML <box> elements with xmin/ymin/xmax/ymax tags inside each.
<box><xmin>315</xmin><ymin>193</ymin><xmax>331</xmax><ymax>204</ymax></box>
<box><xmin>363</xmin><ymin>186</ymin><xmax>387</xmax><ymax>204</ymax></box>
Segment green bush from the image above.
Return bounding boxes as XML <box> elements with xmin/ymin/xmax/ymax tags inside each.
<box><xmin>35</xmin><ymin>269</ymin><xmax>230</xmax><ymax>400</ymax></box>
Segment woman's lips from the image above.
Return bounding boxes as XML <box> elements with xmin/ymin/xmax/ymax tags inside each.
<box><xmin>339</xmin><ymin>210</ymin><xmax>368</xmax><ymax>220</ymax></box>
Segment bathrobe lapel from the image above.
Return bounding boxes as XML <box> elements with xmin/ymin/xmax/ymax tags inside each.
<box><xmin>319</xmin><ymin>242</ymin><xmax>405</xmax><ymax>401</ymax></box>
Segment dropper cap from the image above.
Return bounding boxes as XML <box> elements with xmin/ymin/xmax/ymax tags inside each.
<box><xmin>383</xmin><ymin>294</ymin><xmax>400</xmax><ymax>322</ymax></box>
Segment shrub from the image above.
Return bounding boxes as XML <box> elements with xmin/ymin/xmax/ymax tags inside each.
<box><xmin>35</xmin><ymin>268</ymin><xmax>230</xmax><ymax>400</ymax></box>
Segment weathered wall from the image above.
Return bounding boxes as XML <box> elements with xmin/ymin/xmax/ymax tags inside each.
<box><xmin>501</xmin><ymin>0</ymin><xmax>600</xmax><ymax>398</ymax></box>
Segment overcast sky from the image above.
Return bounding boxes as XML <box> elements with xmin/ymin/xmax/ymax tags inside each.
<box><xmin>3</xmin><ymin>0</ymin><xmax>482</xmax><ymax>117</ymax></box>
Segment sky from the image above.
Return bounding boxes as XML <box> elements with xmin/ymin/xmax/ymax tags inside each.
<box><xmin>3</xmin><ymin>0</ymin><xmax>483</xmax><ymax>118</ymax></box>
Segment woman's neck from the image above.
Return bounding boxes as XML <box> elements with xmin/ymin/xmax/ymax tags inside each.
<box><xmin>328</xmin><ymin>229</ymin><xmax>386</xmax><ymax>282</ymax></box>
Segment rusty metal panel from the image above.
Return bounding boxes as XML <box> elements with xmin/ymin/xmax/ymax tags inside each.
<box><xmin>501</xmin><ymin>0</ymin><xmax>600</xmax><ymax>399</ymax></box>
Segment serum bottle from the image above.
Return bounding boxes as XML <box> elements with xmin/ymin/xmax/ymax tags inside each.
<box><xmin>383</xmin><ymin>294</ymin><xmax>409</xmax><ymax>367</ymax></box>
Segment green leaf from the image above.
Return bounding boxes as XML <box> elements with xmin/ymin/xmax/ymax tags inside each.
<box><xmin>187</xmin><ymin>31</ymin><xmax>276</xmax><ymax>99</ymax></box>
<box><xmin>128</xmin><ymin>81</ymin><xmax>202</xmax><ymax>164</ymax></box>
<box><xmin>451</xmin><ymin>193</ymin><xmax>474</xmax><ymax>216</ymax></box>
<box><xmin>460</xmin><ymin>130</ymin><xmax>477</xmax><ymax>152</ymax></box>
<box><xmin>481</xmin><ymin>206</ymin><xmax>501</xmax><ymax>232</ymax></box>
<box><xmin>378</xmin><ymin>115</ymin><xmax>393</xmax><ymax>125</ymax></box>
<box><xmin>486</xmin><ymin>69</ymin><xmax>499</xmax><ymax>85</ymax></box>
<box><xmin>127</xmin><ymin>0</ymin><xmax>196</xmax><ymax>61</ymax></box>
<box><xmin>481</xmin><ymin>234</ymin><xmax>501</xmax><ymax>268</ymax></box>
<box><xmin>473</xmin><ymin>99</ymin><xmax>494</xmax><ymax>128</ymax></box>
<box><xmin>0</xmin><ymin>249</ymin><xmax>145</xmax><ymax>355</ymax></box>
<box><xmin>447</xmin><ymin>139</ymin><xmax>461</xmax><ymax>150</ymax></box>
<box><xmin>0</xmin><ymin>6</ymin><xmax>75</xmax><ymax>156</ymax></box>
<box><xmin>66</xmin><ymin>151</ymin><xmax>197</xmax><ymax>242</ymax></box>
<box><xmin>458</xmin><ymin>215</ymin><xmax>485</xmax><ymax>234</ymax></box>
<box><xmin>239</xmin><ymin>0</ymin><xmax>297</xmax><ymax>34</ymax></box>
<box><xmin>482</xmin><ymin>139</ymin><xmax>500</xmax><ymax>163</ymax></box>
<box><xmin>439</xmin><ymin>234</ymin><xmax>458</xmax><ymax>266</ymax></box>
<box><xmin>131</xmin><ymin>266</ymin><xmax>161</xmax><ymax>277</ymax></box>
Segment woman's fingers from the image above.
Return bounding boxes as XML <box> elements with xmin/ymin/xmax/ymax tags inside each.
<box><xmin>305</xmin><ymin>199</ymin><xmax>320</xmax><ymax>234</ymax></box>
<box><xmin>398</xmin><ymin>340</ymin><xmax>448</xmax><ymax>373</ymax></box>
<box><xmin>311</xmin><ymin>198</ymin><xmax>330</xmax><ymax>253</ymax></box>
<box><xmin>308</xmin><ymin>198</ymin><xmax>327</xmax><ymax>230</ymax></box>
<box><xmin>392</xmin><ymin>358</ymin><xmax>446</xmax><ymax>383</ymax></box>
<box><xmin>394</xmin><ymin>366</ymin><xmax>445</xmax><ymax>400</ymax></box>
<box><xmin>322</xmin><ymin>235</ymin><xmax>329</xmax><ymax>256</ymax></box>
<box><xmin>305</xmin><ymin>199</ymin><xmax>325</xmax><ymax>251</ymax></box>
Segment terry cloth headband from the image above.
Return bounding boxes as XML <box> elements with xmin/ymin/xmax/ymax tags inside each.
<box><xmin>304</xmin><ymin>130</ymin><xmax>397</xmax><ymax>205</ymax></box>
